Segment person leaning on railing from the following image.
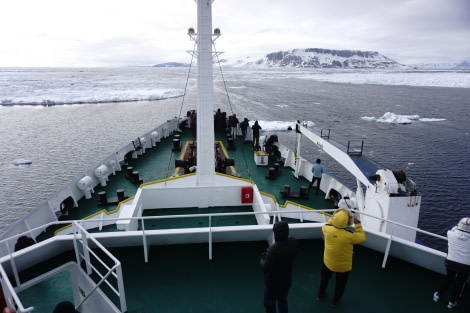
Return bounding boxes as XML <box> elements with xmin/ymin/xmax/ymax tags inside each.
<box><xmin>433</xmin><ymin>217</ymin><xmax>470</xmax><ymax>309</ymax></box>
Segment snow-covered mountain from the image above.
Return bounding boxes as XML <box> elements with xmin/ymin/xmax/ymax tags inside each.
<box><xmin>153</xmin><ymin>48</ymin><xmax>469</xmax><ymax>70</ymax></box>
<box><xmin>455</xmin><ymin>61</ymin><xmax>470</xmax><ymax>69</ymax></box>
<box><xmin>404</xmin><ymin>60</ymin><xmax>470</xmax><ymax>70</ymax></box>
<box><xmin>220</xmin><ymin>48</ymin><xmax>410</xmax><ymax>69</ymax></box>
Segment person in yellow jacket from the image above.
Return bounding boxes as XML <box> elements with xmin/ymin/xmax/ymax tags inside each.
<box><xmin>316</xmin><ymin>199</ymin><xmax>366</xmax><ymax>307</ymax></box>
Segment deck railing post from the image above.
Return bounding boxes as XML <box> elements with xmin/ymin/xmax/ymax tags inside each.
<box><xmin>99</xmin><ymin>212</ymin><xmax>104</xmax><ymax>231</ymax></box>
<box><xmin>141</xmin><ymin>217</ymin><xmax>149</xmax><ymax>263</ymax></box>
<box><xmin>381</xmin><ymin>223</ymin><xmax>396</xmax><ymax>268</ymax></box>
<box><xmin>276</xmin><ymin>203</ymin><xmax>281</xmax><ymax>222</ymax></box>
<box><xmin>209</xmin><ymin>216</ymin><xmax>213</xmax><ymax>260</ymax></box>
<box><xmin>81</xmin><ymin>227</ymin><xmax>92</xmax><ymax>275</ymax></box>
<box><xmin>7</xmin><ymin>243</ymin><xmax>21</xmax><ymax>288</ymax></box>
<box><xmin>116</xmin><ymin>265</ymin><xmax>127</xmax><ymax>313</ymax></box>
<box><xmin>73</xmin><ymin>223</ymin><xmax>80</xmax><ymax>265</ymax></box>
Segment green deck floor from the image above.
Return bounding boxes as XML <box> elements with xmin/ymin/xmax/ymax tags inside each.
<box><xmin>112</xmin><ymin>240</ymin><xmax>469</xmax><ymax>313</ymax></box>
<box><xmin>18</xmin><ymin>239</ymin><xmax>469</xmax><ymax>313</ymax></box>
<box><xmin>37</xmin><ymin>128</ymin><xmax>335</xmax><ymax>239</ymax></box>
<box><xmin>26</xmin><ymin>129</ymin><xmax>467</xmax><ymax>312</ymax></box>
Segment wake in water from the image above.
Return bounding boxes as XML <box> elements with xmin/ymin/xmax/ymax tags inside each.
<box><xmin>248</xmin><ymin>120</ymin><xmax>315</xmax><ymax>131</ymax></box>
<box><xmin>361</xmin><ymin>112</ymin><xmax>446</xmax><ymax>124</ymax></box>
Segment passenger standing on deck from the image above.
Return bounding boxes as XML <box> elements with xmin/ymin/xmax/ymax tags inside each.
<box><xmin>240</xmin><ymin>117</ymin><xmax>249</xmax><ymax>141</ymax></box>
<box><xmin>433</xmin><ymin>217</ymin><xmax>470</xmax><ymax>309</ymax></box>
<box><xmin>214</xmin><ymin>108</ymin><xmax>221</xmax><ymax>130</ymax></box>
<box><xmin>308</xmin><ymin>159</ymin><xmax>324</xmax><ymax>195</ymax></box>
<box><xmin>190</xmin><ymin>110</ymin><xmax>197</xmax><ymax>137</ymax></box>
<box><xmin>260</xmin><ymin>221</ymin><xmax>297</xmax><ymax>313</ymax></box>
<box><xmin>219</xmin><ymin>111</ymin><xmax>227</xmax><ymax>133</ymax></box>
<box><xmin>230</xmin><ymin>113</ymin><xmax>239</xmax><ymax>138</ymax></box>
<box><xmin>252</xmin><ymin>120</ymin><xmax>262</xmax><ymax>149</ymax></box>
<box><xmin>317</xmin><ymin>202</ymin><xmax>366</xmax><ymax>307</ymax></box>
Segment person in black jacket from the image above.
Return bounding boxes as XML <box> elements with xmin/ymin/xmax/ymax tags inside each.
<box><xmin>260</xmin><ymin>221</ymin><xmax>297</xmax><ymax>313</ymax></box>
<box><xmin>252</xmin><ymin>120</ymin><xmax>262</xmax><ymax>149</ymax></box>
<box><xmin>240</xmin><ymin>117</ymin><xmax>249</xmax><ymax>141</ymax></box>
<box><xmin>14</xmin><ymin>235</ymin><xmax>35</xmax><ymax>251</ymax></box>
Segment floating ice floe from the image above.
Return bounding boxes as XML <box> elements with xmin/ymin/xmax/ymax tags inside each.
<box><xmin>13</xmin><ymin>159</ymin><xmax>32</xmax><ymax>165</ymax></box>
<box><xmin>361</xmin><ymin>112</ymin><xmax>445</xmax><ymax>124</ymax></box>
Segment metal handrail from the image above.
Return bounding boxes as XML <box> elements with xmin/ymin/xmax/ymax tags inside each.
<box><xmin>0</xmin><ymin>222</ymin><xmax>127</xmax><ymax>313</ymax></box>
<box><xmin>0</xmin><ymin>265</ymin><xmax>34</xmax><ymax>312</ymax></box>
<box><xmin>72</xmin><ymin>222</ymin><xmax>127</xmax><ymax>312</ymax></box>
<box><xmin>0</xmin><ymin>209</ymin><xmax>448</xmax><ymax>312</ymax></box>
<box><xmin>0</xmin><ymin>208</ymin><xmax>448</xmax><ymax>249</ymax></box>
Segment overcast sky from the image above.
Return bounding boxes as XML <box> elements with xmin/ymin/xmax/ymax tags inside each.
<box><xmin>1</xmin><ymin>0</ymin><xmax>469</xmax><ymax>67</ymax></box>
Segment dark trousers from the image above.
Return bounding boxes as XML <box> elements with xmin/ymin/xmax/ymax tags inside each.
<box><xmin>317</xmin><ymin>264</ymin><xmax>350</xmax><ymax>304</ymax></box>
<box><xmin>253</xmin><ymin>135</ymin><xmax>260</xmax><ymax>148</ymax></box>
<box><xmin>264</xmin><ymin>285</ymin><xmax>289</xmax><ymax>313</ymax></box>
<box><xmin>308</xmin><ymin>177</ymin><xmax>321</xmax><ymax>193</ymax></box>
<box><xmin>438</xmin><ymin>264</ymin><xmax>470</xmax><ymax>302</ymax></box>
<box><xmin>191</xmin><ymin>124</ymin><xmax>196</xmax><ymax>136</ymax></box>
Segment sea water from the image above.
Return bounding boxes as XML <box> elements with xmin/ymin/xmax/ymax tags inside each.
<box><xmin>1</xmin><ymin>67</ymin><xmax>469</xmax><ymax>251</ymax></box>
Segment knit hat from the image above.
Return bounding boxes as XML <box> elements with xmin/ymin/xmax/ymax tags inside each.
<box><xmin>338</xmin><ymin>198</ymin><xmax>354</xmax><ymax>210</ymax></box>
<box><xmin>457</xmin><ymin>217</ymin><xmax>470</xmax><ymax>233</ymax></box>
<box><xmin>273</xmin><ymin>221</ymin><xmax>289</xmax><ymax>241</ymax></box>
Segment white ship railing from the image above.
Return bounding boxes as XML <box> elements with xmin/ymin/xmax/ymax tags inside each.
<box><xmin>0</xmin><ymin>209</ymin><xmax>451</xmax><ymax>312</ymax></box>
<box><xmin>0</xmin><ymin>117</ymin><xmax>184</xmax><ymax>242</ymax></box>
<box><xmin>1</xmin><ymin>209</ymin><xmax>448</xmax><ymax>265</ymax></box>
<box><xmin>0</xmin><ymin>222</ymin><xmax>127</xmax><ymax>313</ymax></box>
<box><xmin>72</xmin><ymin>222</ymin><xmax>127</xmax><ymax>313</ymax></box>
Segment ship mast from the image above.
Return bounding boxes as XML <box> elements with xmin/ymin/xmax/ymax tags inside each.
<box><xmin>189</xmin><ymin>0</ymin><xmax>219</xmax><ymax>185</ymax></box>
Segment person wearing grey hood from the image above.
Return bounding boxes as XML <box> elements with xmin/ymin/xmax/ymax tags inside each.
<box><xmin>433</xmin><ymin>217</ymin><xmax>470</xmax><ymax>309</ymax></box>
<box><xmin>260</xmin><ymin>221</ymin><xmax>297</xmax><ymax>313</ymax></box>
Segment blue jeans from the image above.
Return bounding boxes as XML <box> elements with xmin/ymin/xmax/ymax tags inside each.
<box><xmin>264</xmin><ymin>285</ymin><xmax>289</xmax><ymax>313</ymax></box>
